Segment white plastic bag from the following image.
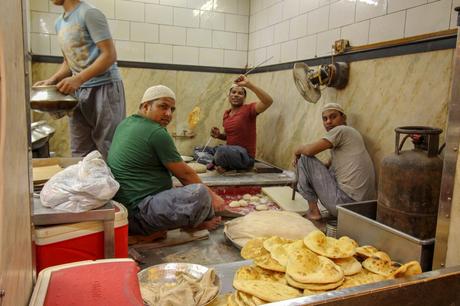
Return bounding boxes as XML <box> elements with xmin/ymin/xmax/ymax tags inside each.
<box><xmin>40</xmin><ymin>151</ymin><xmax>120</xmax><ymax>212</ymax></box>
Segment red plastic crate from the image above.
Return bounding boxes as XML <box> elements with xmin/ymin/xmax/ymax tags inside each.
<box><xmin>34</xmin><ymin>202</ymin><xmax>128</xmax><ymax>273</ymax></box>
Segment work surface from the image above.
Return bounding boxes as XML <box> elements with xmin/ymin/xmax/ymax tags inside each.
<box><xmin>131</xmin><ymin>223</ymin><xmax>242</xmax><ymax>270</ymax></box>
<box><xmin>173</xmin><ymin>166</ymin><xmax>294</xmax><ymax>187</ymax></box>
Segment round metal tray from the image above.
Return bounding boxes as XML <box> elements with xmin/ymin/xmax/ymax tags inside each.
<box><xmin>138</xmin><ymin>263</ymin><xmax>220</xmax><ymax>306</ymax></box>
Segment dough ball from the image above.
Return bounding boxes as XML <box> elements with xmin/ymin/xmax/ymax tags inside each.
<box><xmin>250</xmin><ymin>196</ymin><xmax>260</xmax><ymax>202</ymax></box>
<box><xmin>242</xmin><ymin>194</ymin><xmax>251</xmax><ymax>200</ymax></box>
<box><xmin>259</xmin><ymin>198</ymin><xmax>269</xmax><ymax>204</ymax></box>
<box><xmin>229</xmin><ymin>201</ymin><xmax>241</xmax><ymax>208</ymax></box>
<box><xmin>238</xmin><ymin>199</ymin><xmax>249</xmax><ymax>207</ymax></box>
<box><xmin>255</xmin><ymin>204</ymin><xmax>268</xmax><ymax>211</ymax></box>
<box><xmin>188</xmin><ymin>162</ymin><xmax>207</xmax><ymax>173</ymax></box>
<box><xmin>249</xmin><ymin>202</ymin><xmax>258</xmax><ymax>206</ymax></box>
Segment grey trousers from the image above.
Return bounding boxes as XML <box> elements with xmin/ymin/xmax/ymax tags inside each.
<box><xmin>297</xmin><ymin>156</ymin><xmax>355</xmax><ymax>217</ymax></box>
<box><xmin>70</xmin><ymin>80</ymin><xmax>126</xmax><ymax>159</ymax></box>
<box><xmin>128</xmin><ymin>184</ymin><xmax>214</xmax><ymax>236</ymax></box>
<box><xmin>214</xmin><ymin>145</ymin><xmax>254</xmax><ymax>170</ymax></box>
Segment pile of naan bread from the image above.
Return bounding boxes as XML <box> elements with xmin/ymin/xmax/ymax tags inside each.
<box><xmin>226</xmin><ymin>230</ymin><xmax>422</xmax><ymax>305</ymax></box>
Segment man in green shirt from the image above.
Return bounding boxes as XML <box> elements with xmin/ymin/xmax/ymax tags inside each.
<box><xmin>108</xmin><ymin>85</ymin><xmax>225</xmax><ymax>237</ymax></box>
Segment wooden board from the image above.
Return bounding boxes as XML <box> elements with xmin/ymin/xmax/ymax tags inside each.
<box><xmin>262</xmin><ymin>186</ymin><xmax>308</xmax><ymax>214</ymax></box>
<box><xmin>33</xmin><ymin>164</ymin><xmax>63</xmax><ymax>184</ymax></box>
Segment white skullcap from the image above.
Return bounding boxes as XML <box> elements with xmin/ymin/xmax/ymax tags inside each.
<box><xmin>321</xmin><ymin>102</ymin><xmax>345</xmax><ymax>115</ymax></box>
<box><xmin>141</xmin><ymin>85</ymin><xmax>176</xmax><ymax>104</ymax></box>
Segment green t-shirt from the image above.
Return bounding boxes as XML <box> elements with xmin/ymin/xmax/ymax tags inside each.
<box><xmin>107</xmin><ymin>114</ymin><xmax>182</xmax><ymax>213</ymax></box>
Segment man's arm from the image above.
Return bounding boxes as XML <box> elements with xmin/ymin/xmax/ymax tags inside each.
<box><xmin>165</xmin><ymin>161</ymin><xmax>225</xmax><ymax>211</ymax></box>
<box><xmin>56</xmin><ymin>39</ymin><xmax>117</xmax><ymax>94</ymax></box>
<box><xmin>294</xmin><ymin>139</ymin><xmax>332</xmax><ymax>159</ymax></box>
<box><xmin>165</xmin><ymin>161</ymin><xmax>202</xmax><ymax>185</ymax></box>
<box><xmin>210</xmin><ymin>127</ymin><xmax>227</xmax><ymax>140</ymax></box>
<box><xmin>33</xmin><ymin>61</ymin><xmax>72</xmax><ymax>86</ymax></box>
<box><xmin>234</xmin><ymin>75</ymin><xmax>273</xmax><ymax>114</ymax></box>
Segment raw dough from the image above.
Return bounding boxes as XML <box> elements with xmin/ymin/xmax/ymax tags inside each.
<box><xmin>229</xmin><ymin>201</ymin><xmax>241</xmax><ymax>208</ymax></box>
<box><xmin>250</xmin><ymin>196</ymin><xmax>260</xmax><ymax>202</ymax></box>
<box><xmin>242</xmin><ymin>194</ymin><xmax>251</xmax><ymax>200</ymax></box>
<box><xmin>238</xmin><ymin>199</ymin><xmax>249</xmax><ymax>207</ymax></box>
<box><xmin>255</xmin><ymin>204</ymin><xmax>268</xmax><ymax>211</ymax></box>
<box><xmin>188</xmin><ymin>162</ymin><xmax>207</xmax><ymax>173</ymax></box>
<box><xmin>259</xmin><ymin>198</ymin><xmax>269</xmax><ymax>204</ymax></box>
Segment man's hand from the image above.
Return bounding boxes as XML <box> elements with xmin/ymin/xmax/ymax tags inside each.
<box><xmin>234</xmin><ymin>74</ymin><xmax>251</xmax><ymax>87</ymax></box>
<box><xmin>56</xmin><ymin>75</ymin><xmax>84</xmax><ymax>94</ymax></box>
<box><xmin>34</xmin><ymin>79</ymin><xmax>56</xmax><ymax>86</ymax></box>
<box><xmin>210</xmin><ymin>127</ymin><xmax>221</xmax><ymax>138</ymax></box>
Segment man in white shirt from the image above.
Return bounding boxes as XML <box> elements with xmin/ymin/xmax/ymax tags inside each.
<box><xmin>294</xmin><ymin>103</ymin><xmax>376</xmax><ymax>220</ymax></box>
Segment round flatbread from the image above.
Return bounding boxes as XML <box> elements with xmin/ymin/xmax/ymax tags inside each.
<box><xmin>234</xmin><ymin>265</ymin><xmax>286</xmax><ymax>284</ymax></box>
<box><xmin>241</xmin><ymin>238</ymin><xmax>268</xmax><ymax>260</ymax></box>
<box><xmin>338</xmin><ymin>269</ymin><xmax>387</xmax><ymax>289</ymax></box>
<box><xmin>355</xmin><ymin>245</ymin><xmax>379</xmax><ymax>260</ymax></box>
<box><xmin>233</xmin><ymin>279</ymin><xmax>301</xmax><ymax>302</ymax></box>
<box><xmin>286</xmin><ymin>241</ymin><xmax>344</xmax><ymax>284</ymax></box>
<box><xmin>263</xmin><ymin>236</ymin><xmax>293</xmax><ymax>252</ymax></box>
<box><xmin>253</xmin><ymin>253</ymin><xmax>286</xmax><ymax>272</ymax></box>
<box><xmin>285</xmin><ymin>274</ymin><xmax>344</xmax><ymax>290</ymax></box>
<box><xmin>362</xmin><ymin>257</ymin><xmax>399</xmax><ymax>277</ymax></box>
<box><xmin>332</xmin><ymin>256</ymin><xmax>362</xmax><ymax>276</ymax></box>
<box><xmin>303</xmin><ymin>288</ymin><xmax>326</xmax><ymax>296</ymax></box>
<box><xmin>304</xmin><ymin>230</ymin><xmax>357</xmax><ymax>259</ymax></box>
<box><xmin>390</xmin><ymin>261</ymin><xmax>422</xmax><ymax>279</ymax></box>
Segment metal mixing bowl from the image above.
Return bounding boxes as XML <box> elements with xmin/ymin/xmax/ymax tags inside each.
<box><xmin>138</xmin><ymin>263</ymin><xmax>220</xmax><ymax>306</ymax></box>
<box><xmin>30</xmin><ymin>85</ymin><xmax>78</xmax><ymax>112</ymax></box>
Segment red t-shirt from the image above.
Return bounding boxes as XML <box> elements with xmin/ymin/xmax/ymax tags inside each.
<box><xmin>223</xmin><ymin>102</ymin><xmax>258</xmax><ymax>157</ymax></box>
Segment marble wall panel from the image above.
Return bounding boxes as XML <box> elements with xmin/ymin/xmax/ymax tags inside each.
<box><xmin>31</xmin><ymin>49</ymin><xmax>452</xmax><ymax>180</ymax></box>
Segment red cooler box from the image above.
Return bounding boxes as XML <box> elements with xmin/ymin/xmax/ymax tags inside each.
<box><xmin>34</xmin><ymin>202</ymin><xmax>129</xmax><ymax>273</ymax></box>
<box><xmin>29</xmin><ymin>259</ymin><xmax>144</xmax><ymax>306</ymax></box>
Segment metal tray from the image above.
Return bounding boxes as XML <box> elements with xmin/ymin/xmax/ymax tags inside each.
<box><xmin>337</xmin><ymin>200</ymin><xmax>434</xmax><ymax>271</ymax></box>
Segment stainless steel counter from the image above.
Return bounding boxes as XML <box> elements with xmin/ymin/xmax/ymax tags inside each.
<box><xmin>172</xmin><ymin>170</ymin><xmax>294</xmax><ymax>187</ymax></box>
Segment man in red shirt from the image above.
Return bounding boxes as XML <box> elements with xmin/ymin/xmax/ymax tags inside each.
<box><xmin>210</xmin><ymin>75</ymin><xmax>273</xmax><ymax>173</ymax></box>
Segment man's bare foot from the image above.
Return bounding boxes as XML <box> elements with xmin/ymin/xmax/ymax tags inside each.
<box><xmin>305</xmin><ymin>211</ymin><xmax>322</xmax><ymax>221</ymax></box>
<box><xmin>216</xmin><ymin>166</ymin><xmax>226</xmax><ymax>174</ymax></box>
<box><xmin>128</xmin><ymin>230</ymin><xmax>167</xmax><ymax>245</ymax></box>
<box><xmin>195</xmin><ymin>216</ymin><xmax>222</xmax><ymax>231</ymax></box>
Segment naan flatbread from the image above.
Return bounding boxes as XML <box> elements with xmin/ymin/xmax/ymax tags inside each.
<box><xmin>253</xmin><ymin>253</ymin><xmax>286</xmax><ymax>272</ymax></box>
<box><xmin>233</xmin><ymin>280</ymin><xmax>301</xmax><ymax>302</ymax></box>
<box><xmin>285</xmin><ymin>274</ymin><xmax>344</xmax><ymax>290</ymax></box>
<box><xmin>241</xmin><ymin>238</ymin><xmax>268</xmax><ymax>260</ymax></box>
<box><xmin>362</xmin><ymin>257</ymin><xmax>399</xmax><ymax>277</ymax></box>
<box><xmin>286</xmin><ymin>241</ymin><xmax>344</xmax><ymax>284</ymax></box>
<box><xmin>390</xmin><ymin>261</ymin><xmax>422</xmax><ymax>279</ymax></box>
<box><xmin>332</xmin><ymin>256</ymin><xmax>362</xmax><ymax>276</ymax></box>
<box><xmin>235</xmin><ymin>265</ymin><xmax>286</xmax><ymax>284</ymax></box>
<box><xmin>304</xmin><ymin>230</ymin><xmax>357</xmax><ymax>259</ymax></box>
<box><xmin>338</xmin><ymin>269</ymin><xmax>387</xmax><ymax>289</ymax></box>
<box><xmin>355</xmin><ymin>245</ymin><xmax>379</xmax><ymax>260</ymax></box>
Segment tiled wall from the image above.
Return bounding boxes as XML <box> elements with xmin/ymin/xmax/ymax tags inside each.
<box><xmin>248</xmin><ymin>0</ymin><xmax>459</xmax><ymax>66</ymax></box>
<box><xmin>30</xmin><ymin>0</ymin><xmax>460</xmax><ymax>68</ymax></box>
<box><xmin>29</xmin><ymin>0</ymin><xmax>249</xmax><ymax>67</ymax></box>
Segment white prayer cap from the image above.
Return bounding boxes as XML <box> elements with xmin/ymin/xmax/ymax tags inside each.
<box><xmin>321</xmin><ymin>102</ymin><xmax>345</xmax><ymax>115</ymax></box>
<box><xmin>141</xmin><ymin>85</ymin><xmax>176</xmax><ymax>104</ymax></box>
